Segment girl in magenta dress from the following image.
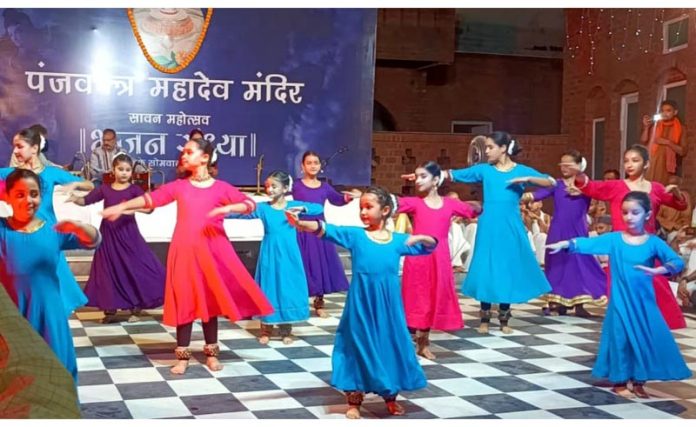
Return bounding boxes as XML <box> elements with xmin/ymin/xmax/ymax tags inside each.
<box><xmin>69</xmin><ymin>154</ymin><xmax>165</xmax><ymax>323</ymax></box>
<box><xmin>526</xmin><ymin>151</ymin><xmax>607</xmax><ymax>317</ymax></box>
<box><xmin>102</xmin><ymin>137</ymin><xmax>273</xmax><ymax>375</ymax></box>
<box><xmin>397</xmin><ymin>161</ymin><xmax>478</xmax><ymax>360</ymax></box>
<box><xmin>573</xmin><ymin>144</ymin><xmax>688</xmax><ymax>329</ymax></box>
<box><xmin>291</xmin><ymin>151</ymin><xmax>357</xmax><ymax>317</ymax></box>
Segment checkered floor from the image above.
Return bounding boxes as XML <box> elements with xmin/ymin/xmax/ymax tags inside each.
<box><xmin>71</xmin><ymin>291</ymin><xmax>696</xmax><ymax>419</ymax></box>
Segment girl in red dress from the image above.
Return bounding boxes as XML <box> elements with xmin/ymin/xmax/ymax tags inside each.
<box><xmin>102</xmin><ymin>137</ymin><xmax>273</xmax><ymax>375</ymax></box>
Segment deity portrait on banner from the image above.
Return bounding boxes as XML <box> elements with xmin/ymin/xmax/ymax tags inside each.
<box><xmin>130</xmin><ymin>8</ymin><xmax>208</xmax><ymax>72</ymax></box>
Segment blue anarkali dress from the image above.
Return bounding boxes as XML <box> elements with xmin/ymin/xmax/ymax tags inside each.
<box><xmin>0</xmin><ymin>166</ymin><xmax>88</xmax><ymax>315</ymax></box>
<box><xmin>450</xmin><ymin>163</ymin><xmax>552</xmax><ymax>303</ymax></box>
<box><xmin>322</xmin><ymin>224</ymin><xmax>435</xmax><ymax>396</ymax></box>
<box><xmin>0</xmin><ymin>219</ymin><xmax>98</xmax><ymax>382</ymax></box>
<box><xmin>233</xmin><ymin>200</ymin><xmax>323</xmax><ymax>324</ymax></box>
<box><xmin>569</xmin><ymin>232</ymin><xmax>691</xmax><ymax>383</ymax></box>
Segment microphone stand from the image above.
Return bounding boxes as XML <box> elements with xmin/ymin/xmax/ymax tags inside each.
<box><xmin>319</xmin><ymin>146</ymin><xmax>349</xmax><ymax>184</ymax></box>
<box><xmin>254</xmin><ymin>155</ymin><xmax>265</xmax><ymax>195</ymax></box>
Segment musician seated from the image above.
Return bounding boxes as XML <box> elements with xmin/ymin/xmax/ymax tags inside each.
<box><xmin>89</xmin><ymin>128</ymin><xmax>125</xmax><ymax>184</ymax></box>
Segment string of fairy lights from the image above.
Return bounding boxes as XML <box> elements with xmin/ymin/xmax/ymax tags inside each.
<box><xmin>565</xmin><ymin>8</ymin><xmax>690</xmax><ymax>75</ymax></box>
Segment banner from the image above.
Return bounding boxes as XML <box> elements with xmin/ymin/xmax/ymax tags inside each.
<box><xmin>0</xmin><ymin>8</ymin><xmax>376</xmax><ymax>184</ymax></box>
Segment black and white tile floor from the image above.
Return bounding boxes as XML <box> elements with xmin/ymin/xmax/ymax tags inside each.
<box><xmin>71</xmin><ymin>294</ymin><xmax>696</xmax><ymax>419</ymax></box>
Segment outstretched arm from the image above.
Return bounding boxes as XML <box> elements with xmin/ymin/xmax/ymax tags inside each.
<box><xmin>66</xmin><ymin>194</ymin><xmax>86</xmax><ymax>206</ymax></box>
<box><xmin>101</xmin><ymin>196</ymin><xmax>147</xmax><ymax>221</ymax></box>
<box><xmin>55</xmin><ymin>220</ymin><xmax>100</xmax><ymax>248</ymax></box>
<box><xmin>208</xmin><ymin>200</ymin><xmax>256</xmax><ymax>218</ymax></box>
<box><xmin>508</xmin><ymin>176</ymin><xmax>555</xmax><ymax>188</ymax></box>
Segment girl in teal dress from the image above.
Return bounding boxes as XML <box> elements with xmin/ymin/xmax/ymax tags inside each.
<box><xmin>231</xmin><ymin>171</ymin><xmax>322</xmax><ymax>344</ymax></box>
<box><xmin>0</xmin><ymin>127</ymin><xmax>95</xmax><ymax>316</ymax></box>
<box><xmin>288</xmin><ymin>187</ymin><xmax>437</xmax><ymax>419</ymax></box>
<box><xmin>547</xmin><ymin>191</ymin><xmax>690</xmax><ymax>399</ymax></box>
<box><xmin>0</xmin><ymin>169</ymin><xmax>101</xmax><ymax>383</ymax></box>
<box><xmin>440</xmin><ymin>131</ymin><xmax>555</xmax><ymax>333</ymax></box>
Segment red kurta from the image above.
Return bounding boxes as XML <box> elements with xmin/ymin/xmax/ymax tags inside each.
<box><xmin>148</xmin><ymin>179</ymin><xmax>273</xmax><ymax>326</ymax></box>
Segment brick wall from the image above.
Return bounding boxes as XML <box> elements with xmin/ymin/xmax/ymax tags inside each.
<box><xmin>563</xmin><ymin>9</ymin><xmax>696</xmax><ymax>191</ymax></box>
<box><xmin>371</xmin><ymin>132</ymin><xmax>569</xmax><ymax>198</ymax></box>
<box><xmin>375</xmin><ymin>53</ymin><xmax>564</xmax><ymax>135</ymax></box>
<box><xmin>376</xmin><ymin>9</ymin><xmax>456</xmax><ymax>63</ymax></box>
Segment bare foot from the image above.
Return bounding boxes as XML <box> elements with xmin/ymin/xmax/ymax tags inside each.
<box><xmin>316</xmin><ymin>308</ymin><xmax>329</xmax><ymax>318</ymax></box>
<box><xmin>127</xmin><ymin>315</ymin><xmax>140</xmax><ymax>323</ymax></box>
<box><xmin>477</xmin><ymin>323</ymin><xmax>490</xmax><ymax>334</ymax></box>
<box><xmin>611</xmin><ymin>385</ymin><xmax>634</xmax><ymax>398</ymax></box>
<box><xmin>258</xmin><ymin>335</ymin><xmax>270</xmax><ymax>345</ymax></box>
<box><xmin>417</xmin><ymin>345</ymin><xmax>436</xmax><ymax>360</ymax></box>
<box><xmin>170</xmin><ymin>359</ymin><xmax>188</xmax><ymax>375</ymax></box>
<box><xmin>500</xmin><ymin>325</ymin><xmax>513</xmax><ymax>334</ymax></box>
<box><xmin>206</xmin><ymin>356</ymin><xmax>223</xmax><ymax>372</ymax></box>
<box><xmin>345</xmin><ymin>406</ymin><xmax>361</xmax><ymax>419</ymax></box>
<box><xmin>282</xmin><ymin>336</ymin><xmax>293</xmax><ymax>345</ymax></box>
<box><xmin>386</xmin><ymin>401</ymin><xmax>405</xmax><ymax>416</ymax></box>
<box><xmin>632</xmin><ymin>384</ymin><xmax>650</xmax><ymax>399</ymax></box>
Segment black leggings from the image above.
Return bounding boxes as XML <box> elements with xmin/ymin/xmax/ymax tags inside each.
<box><xmin>481</xmin><ymin>302</ymin><xmax>510</xmax><ymax>311</ymax></box>
<box><xmin>481</xmin><ymin>303</ymin><xmax>511</xmax><ymax>325</ymax></box>
<box><xmin>176</xmin><ymin>317</ymin><xmax>218</xmax><ymax>347</ymax></box>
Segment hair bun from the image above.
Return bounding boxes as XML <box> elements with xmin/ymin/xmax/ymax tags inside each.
<box><xmin>579</xmin><ymin>157</ymin><xmax>587</xmax><ymax>173</ymax></box>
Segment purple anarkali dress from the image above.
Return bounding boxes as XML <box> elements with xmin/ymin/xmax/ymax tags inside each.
<box><xmin>532</xmin><ymin>180</ymin><xmax>607</xmax><ymax>306</ymax></box>
<box><xmin>291</xmin><ymin>179</ymin><xmax>349</xmax><ymax>297</ymax></box>
<box><xmin>83</xmin><ymin>184</ymin><xmax>165</xmax><ymax>311</ymax></box>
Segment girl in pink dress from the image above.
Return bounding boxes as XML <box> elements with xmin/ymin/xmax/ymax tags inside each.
<box><xmin>572</xmin><ymin>144</ymin><xmax>688</xmax><ymax>329</ymax></box>
<box><xmin>101</xmin><ymin>137</ymin><xmax>273</xmax><ymax>375</ymax></box>
<box><xmin>398</xmin><ymin>162</ymin><xmax>479</xmax><ymax>359</ymax></box>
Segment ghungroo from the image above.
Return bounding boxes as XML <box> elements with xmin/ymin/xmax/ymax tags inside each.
<box><xmin>174</xmin><ymin>347</ymin><xmax>192</xmax><ymax>360</ymax></box>
<box><xmin>415</xmin><ymin>329</ymin><xmax>430</xmax><ymax>347</ymax></box>
<box><xmin>346</xmin><ymin>391</ymin><xmax>364</xmax><ymax>406</ymax></box>
<box><xmin>480</xmin><ymin>309</ymin><xmax>492</xmax><ymax>324</ymax></box>
<box><xmin>260</xmin><ymin>323</ymin><xmax>273</xmax><ymax>337</ymax></box>
<box><xmin>203</xmin><ymin>344</ymin><xmax>220</xmax><ymax>357</ymax></box>
<box><xmin>279</xmin><ymin>324</ymin><xmax>292</xmax><ymax>338</ymax></box>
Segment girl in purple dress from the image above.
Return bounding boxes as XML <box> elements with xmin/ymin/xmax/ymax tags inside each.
<box><xmin>523</xmin><ymin>150</ymin><xmax>607</xmax><ymax>317</ymax></box>
<box><xmin>291</xmin><ymin>151</ymin><xmax>359</xmax><ymax>317</ymax></box>
<box><xmin>68</xmin><ymin>154</ymin><xmax>165</xmax><ymax>323</ymax></box>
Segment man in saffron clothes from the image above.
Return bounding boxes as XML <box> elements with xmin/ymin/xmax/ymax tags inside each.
<box><xmin>641</xmin><ymin>100</ymin><xmax>688</xmax><ymax>186</ymax></box>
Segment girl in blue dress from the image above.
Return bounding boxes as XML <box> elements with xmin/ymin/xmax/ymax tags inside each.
<box><xmin>0</xmin><ymin>169</ymin><xmax>101</xmax><ymax>383</ymax></box>
<box><xmin>439</xmin><ymin>131</ymin><xmax>554</xmax><ymax>333</ymax></box>
<box><xmin>231</xmin><ymin>170</ymin><xmax>322</xmax><ymax>344</ymax></box>
<box><xmin>0</xmin><ymin>127</ymin><xmax>95</xmax><ymax>316</ymax></box>
<box><xmin>547</xmin><ymin>191</ymin><xmax>690</xmax><ymax>399</ymax></box>
<box><xmin>288</xmin><ymin>186</ymin><xmax>437</xmax><ymax>419</ymax></box>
